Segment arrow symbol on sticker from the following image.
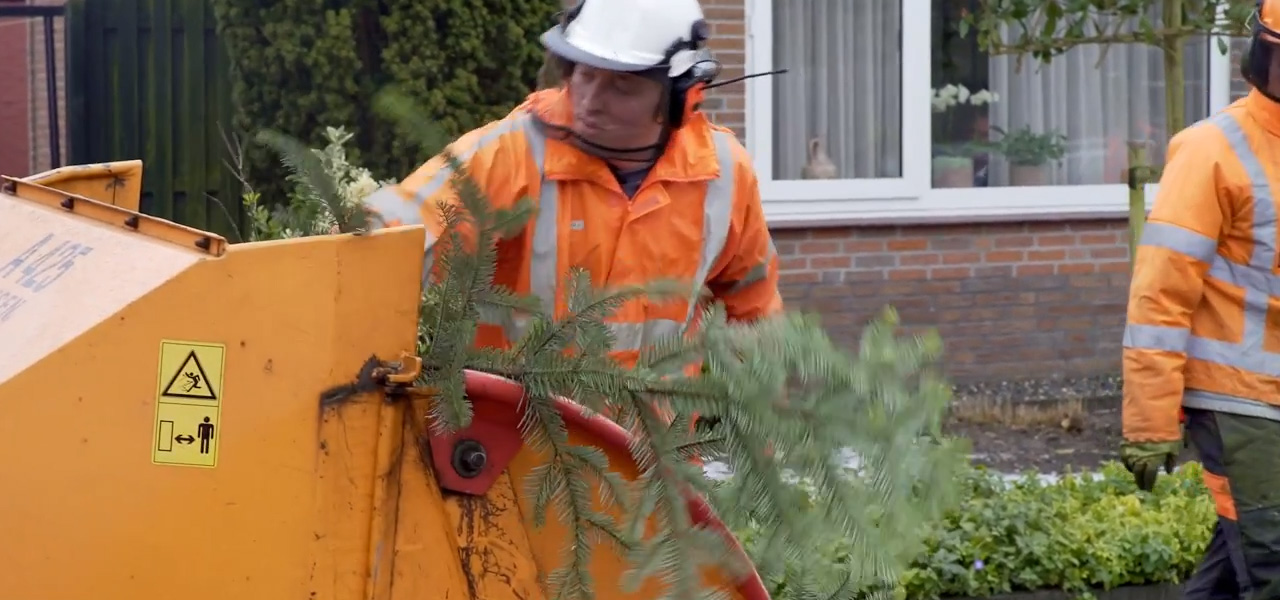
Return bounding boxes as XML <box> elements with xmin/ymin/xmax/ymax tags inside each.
<box><xmin>175</xmin><ymin>434</ymin><xmax>195</xmax><ymax>445</ymax></box>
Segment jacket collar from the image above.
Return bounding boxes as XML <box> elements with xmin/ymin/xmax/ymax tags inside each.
<box><xmin>518</xmin><ymin>88</ymin><xmax>721</xmax><ymax>187</ymax></box>
<box><xmin>1246</xmin><ymin>88</ymin><xmax>1280</xmax><ymax>138</ymax></box>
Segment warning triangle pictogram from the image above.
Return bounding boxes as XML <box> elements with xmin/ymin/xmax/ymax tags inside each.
<box><xmin>161</xmin><ymin>350</ymin><xmax>217</xmax><ymax>400</ymax></box>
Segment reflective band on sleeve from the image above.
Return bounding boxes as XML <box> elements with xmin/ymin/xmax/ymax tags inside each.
<box><xmin>411</xmin><ymin>116</ymin><xmax>532</xmax><ymax>204</ymax></box>
<box><xmin>1185</xmin><ymin>389</ymin><xmax>1280</xmax><ymax>423</ymax></box>
<box><xmin>421</xmin><ymin>230</ymin><xmax>437</xmax><ymax>287</ymax></box>
<box><xmin>609</xmin><ymin>319</ymin><xmax>682</xmax><ymax>352</ymax></box>
<box><xmin>364</xmin><ymin>186</ymin><xmax>424</xmax><ymax>227</ymax></box>
<box><xmin>682</xmin><ymin>130</ymin><xmax>737</xmax><ymax>330</ymax></box>
<box><xmin>1139</xmin><ymin>222</ymin><xmax>1219</xmax><ymax>262</ymax></box>
<box><xmin>1123</xmin><ymin>323</ymin><xmax>1190</xmax><ymax>353</ymax></box>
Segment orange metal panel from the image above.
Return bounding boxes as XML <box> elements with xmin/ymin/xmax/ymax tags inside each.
<box><xmin>19</xmin><ymin>160</ymin><xmax>146</xmax><ymax>211</ymax></box>
<box><xmin>0</xmin><ymin>178</ymin><xmax>425</xmax><ymax>599</ymax></box>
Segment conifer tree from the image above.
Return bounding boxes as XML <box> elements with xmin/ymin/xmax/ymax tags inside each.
<box><xmin>248</xmin><ymin>89</ymin><xmax>969</xmax><ymax>600</ymax></box>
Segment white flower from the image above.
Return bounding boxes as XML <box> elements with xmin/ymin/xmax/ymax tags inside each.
<box><xmin>957</xmin><ymin>84</ymin><xmax>971</xmax><ymax>104</ymax></box>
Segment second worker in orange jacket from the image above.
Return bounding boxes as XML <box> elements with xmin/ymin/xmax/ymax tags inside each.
<box><xmin>1123</xmin><ymin>1</ymin><xmax>1280</xmax><ymax>597</ymax></box>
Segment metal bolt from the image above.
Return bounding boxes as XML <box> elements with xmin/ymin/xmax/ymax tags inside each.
<box><xmin>451</xmin><ymin>439</ymin><xmax>487</xmax><ymax>479</ymax></box>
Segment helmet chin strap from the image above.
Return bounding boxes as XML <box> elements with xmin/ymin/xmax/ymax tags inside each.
<box><xmin>531</xmin><ymin>112</ymin><xmax>672</xmax><ymax>166</ymax></box>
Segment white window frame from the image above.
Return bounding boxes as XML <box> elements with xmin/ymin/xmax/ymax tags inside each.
<box><xmin>744</xmin><ymin>0</ymin><xmax>1236</xmax><ymax>228</ymax></box>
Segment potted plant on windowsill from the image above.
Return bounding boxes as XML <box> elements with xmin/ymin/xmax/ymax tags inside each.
<box><xmin>931</xmin><ymin>84</ymin><xmax>999</xmax><ymax>188</ymax></box>
<box><xmin>992</xmin><ymin>125</ymin><xmax>1067</xmax><ymax>186</ymax></box>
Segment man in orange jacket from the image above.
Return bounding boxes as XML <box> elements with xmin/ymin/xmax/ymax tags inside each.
<box><xmin>1123</xmin><ymin>2</ymin><xmax>1280</xmax><ymax>598</ymax></box>
<box><xmin>362</xmin><ymin>0</ymin><xmax>782</xmax><ymax>370</ymax></box>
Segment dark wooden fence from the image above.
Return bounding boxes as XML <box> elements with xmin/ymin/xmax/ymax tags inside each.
<box><xmin>66</xmin><ymin>0</ymin><xmax>243</xmax><ymax>239</ymax></box>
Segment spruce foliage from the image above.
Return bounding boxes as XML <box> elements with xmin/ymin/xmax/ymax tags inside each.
<box><xmin>246</xmin><ymin>90</ymin><xmax>967</xmax><ymax>600</ymax></box>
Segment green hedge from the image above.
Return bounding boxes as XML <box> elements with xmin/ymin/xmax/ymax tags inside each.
<box><xmin>209</xmin><ymin>0</ymin><xmax>561</xmax><ymax>205</ymax></box>
<box><xmin>730</xmin><ymin>461</ymin><xmax>1215</xmax><ymax>600</ymax></box>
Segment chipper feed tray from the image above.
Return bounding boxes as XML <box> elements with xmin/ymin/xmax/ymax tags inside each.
<box><xmin>0</xmin><ymin>162</ymin><xmax>768</xmax><ymax>600</ymax></box>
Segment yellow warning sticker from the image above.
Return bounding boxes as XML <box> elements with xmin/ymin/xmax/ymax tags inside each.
<box><xmin>151</xmin><ymin>340</ymin><xmax>225</xmax><ymax>468</ymax></box>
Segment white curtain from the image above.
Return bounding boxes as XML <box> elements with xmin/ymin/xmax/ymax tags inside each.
<box><xmin>986</xmin><ymin>15</ymin><xmax>1209</xmax><ymax>185</ymax></box>
<box><xmin>772</xmin><ymin>1</ymin><xmax>902</xmax><ymax>180</ymax></box>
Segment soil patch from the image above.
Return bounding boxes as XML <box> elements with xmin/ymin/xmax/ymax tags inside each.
<box><xmin>942</xmin><ymin>395</ymin><xmax>1197</xmax><ymax>474</ymax></box>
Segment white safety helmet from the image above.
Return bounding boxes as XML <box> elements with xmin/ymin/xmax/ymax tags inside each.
<box><xmin>540</xmin><ymin>0</ymin><xmax>711</xmax><ymax>79</ymax></box>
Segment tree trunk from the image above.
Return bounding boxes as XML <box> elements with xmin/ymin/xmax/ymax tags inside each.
<box><xmin>1129</xmin><ymin>0</ymin><xmax>1186</xmax><ymax>271</ymax></box>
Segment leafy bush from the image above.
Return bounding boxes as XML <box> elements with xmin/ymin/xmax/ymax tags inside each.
<box><xmin>729</xmin><ymin>461</ymin><xmax>1215</xmax><ymax>600</ymax></box>
<box><xmin>210</xmin><ymin>0</ymin><xmax>561</xmax><ymax>203</ymax></box>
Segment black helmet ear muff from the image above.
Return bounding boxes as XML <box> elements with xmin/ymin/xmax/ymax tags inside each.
<box><xmin>664</xmin><ymin>19</ymin><xmax>719</xmax><ymax>130</ymax></box>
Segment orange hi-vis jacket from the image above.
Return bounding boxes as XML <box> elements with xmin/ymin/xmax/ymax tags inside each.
<box><xmin>1124</xmin><ymin>89</ymin><xmax>1280</xmax><ymax>444</ymax></box>
<box><xmin>363</xmin><ymin>87</ymin><xmax>783</xmax><ymax>368</ymax></box>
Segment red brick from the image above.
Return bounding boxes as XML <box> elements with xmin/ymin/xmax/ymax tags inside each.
<box><xmin>1037</xmin><ymin>234</ymin><xmax>1077</xmax><ymax>246</ymax></box>
<box><xmin>798</xmin><ymin>241</ymin><xmax>840</xmax><ymax>254</ymax></box>
<box><xmin>844</xmin><ymin>240</ymin><xmax>885</xmax><ymax>253</ymax></box>
<box><xmin>984</xmin><ymin>250</ymin><xmax>1025</xmax><ymax>263</ymax></box>
<box><xmin>1027</xmin><ymin>249</ymin><xmax>1067</xmax><ymax>262</ymax></box>
<box><xmin>809</xmin><ymin>255</ymin><xmax>851</xmax><ymax>270</ymax></box>
<box><xmin>942</xmin><ymin>251</ymin><xmax>981</xmax><ymax>265</ymax></box>
<box><xmin>994</xmin><ymin>235</ymin><xmax>1035</xmax><ymax>248</ymax></box>
<box><xmin>900</xmin><ymin>253</ymin><xmax>941</xmax><ymax>266</ymax></box>
<box><xmin>1015</xmin><ymin>264</ymin><xmax>1056</xmax><ymax>276</ymax></box>
<box><xmin>1090</xmin><ymin>247</ymin><xmax>1129</xmax><ymax>260</ymax></box>
<box><xmin>1058</xmin><ymin>263</ymin><xmax>1097</xmax><ymax>275</ymax></box>
<box><xmin>887</xmin><ymin>268</ymin><xmax>928</xmax><ymax>280</ymax></box>
<box><xmin>888</xmin><ymin>238</ymin><xmax>927</xmax><ymax>251</ymax></box>
<box><xmin>930</xmin><ymin>266</ymin><xmax>972</xmax><ymax>279</ymax></box>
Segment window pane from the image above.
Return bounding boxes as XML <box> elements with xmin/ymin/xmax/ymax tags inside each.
<box><xmin>772</xmin><ymin>0</ymin><xmax>902</xmax><ymax>180</ymax></box>
<box><xmin>931</xmin><ymin>0</ymin><xmax>1210</xmax><ymax>188</ymax></box>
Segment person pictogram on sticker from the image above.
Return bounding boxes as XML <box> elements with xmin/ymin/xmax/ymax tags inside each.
<box><xmin>197</xmin><ymin>417</ymin><xmax>215</xmax><ymax>454</ymax></box>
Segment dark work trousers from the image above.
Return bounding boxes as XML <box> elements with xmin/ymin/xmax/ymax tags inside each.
<box><xmin>1183</xmin><ymin>408</ymin><xmax>1280</xmax><ymax>600</ymax></box>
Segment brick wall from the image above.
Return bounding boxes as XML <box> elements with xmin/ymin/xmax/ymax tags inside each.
<box><xmin>771</xmin><ymin>222</ymin><xmax>1130</xmax><ymax>381</ymax></box>
<box><xmin>0</xmin><ymin>9</ymin><xmax>30</xmax><ymax>177</ymax></box>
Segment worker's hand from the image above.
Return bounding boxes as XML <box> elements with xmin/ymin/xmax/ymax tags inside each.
<box><xmin>1120</xmin><ymin>441</ymin><xmax>1180</xmax><ymax>491</ymax></box>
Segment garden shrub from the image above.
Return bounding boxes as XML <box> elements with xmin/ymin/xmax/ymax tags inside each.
<box><xmin>728</xmin><ymin>461</ymin><xmax>1216</xmax><ymax>600</ymax></box>
<box><xmin>210</xmin><ymin>0</ymin><xmax>561</xmax><ymax>205</ymax></box>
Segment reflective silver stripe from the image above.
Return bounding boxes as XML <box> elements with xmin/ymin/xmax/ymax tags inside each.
<box><xmin>1138</xmin><ymin>222</ymin><xmax>1218</xmax><ymax>262</ymax></box>
<box><xmin>722</xmin><ymin>237</ymin><xmax>776</xmax><ymax>295</ymax></box>
<box><xmin>364</xmin><ymin>186</ymin><xmax>423</xmax><ymax>227</ymax></box>
<box><xmin>683</xmin><ymin>130</ymin><xmax>738</xmax><ymax>330</ymax></box>
<box><xmin>412</xmin><ymin>116</ymin><xmax>532</xmax><ymax>204</ymax></box>
<box><xmin>1122</xmin><ymin>323</ymin><xmax>1190</xmax><ymax>353</ymax></box>
<box><xmin>1155</xmin><ymin>112</ymin><xmax>1280</xmax><ymax>421</ymax></box>
<box><xmin>609</xmin><ymin>319</ymin><xmax>682</xmax><ymax>352</ymax></box>
<box><xmin>422</xmin><ymin>230</ymin><xmax>437</xmax><ymax>286</ymax></box>
<box><xmin>528</xmin><ymin>118</ymin><xmax>557</xmax><ymax>318</ymax></box>
<box><xmin>1184</xmin><ymin>390</ymin><xmax>1280</xmax><ymax>422</ymax></box>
